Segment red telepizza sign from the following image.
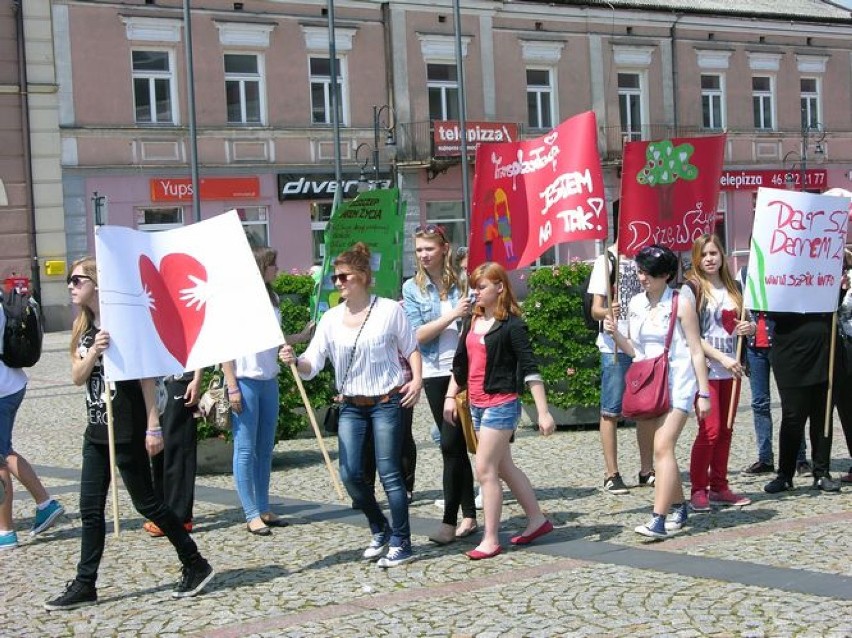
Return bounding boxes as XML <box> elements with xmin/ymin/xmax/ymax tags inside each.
<box><xmin>433</xmin><ymin>121</ymin><xmax>519</xmax><ymax>157</ymax></box>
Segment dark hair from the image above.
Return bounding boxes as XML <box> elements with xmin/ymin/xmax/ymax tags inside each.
<box><xmin>634</xmin><ymin>244</ymin><xmax>678</xmax><ymax>283</ymax></box>
<box><xmin>334</xmin><ymin>242</ymin><xmax>372</xmax><ymax>286</ymax></box>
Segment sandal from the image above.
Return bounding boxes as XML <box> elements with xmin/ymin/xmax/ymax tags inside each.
<box><xmin>455</xmin><ymin>521</ymin><xmax>479</xmax><ymax>538</ymax></box>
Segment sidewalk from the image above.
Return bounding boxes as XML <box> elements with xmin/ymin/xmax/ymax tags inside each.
<box><xmin>3</xmin><ymin>331</ymin><xmax>851</xmax><ymax>637</ymax></box>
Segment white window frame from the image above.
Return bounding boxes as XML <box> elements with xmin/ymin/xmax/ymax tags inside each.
<box><xmin>135</xmin><ymin>206</ymin><xmax>184</xmax><ymax>232</ymax></box>
<box><xmin>236</xmin><ymin>206</ymin><xmax>269</xmax><ymax>247</ymax></box>
<box><xmin>427</xmin><ymin>63</ymin><xmax>459</xmax><ymax>121</ymax></box>
<box><xmin>131</xmin><ymin>49</ymin><xmax>177</xmax><ymax>125</ymax></box>
<box><xmin>526</xmin><ymin>67</ymin><xmax>555</xmax><ymax>131</ymax></box>
<box><xmin>224</xmin><ymin>52</ymin><xmax>266</xmax><ymax>125</ymax></box>
<box><xmin>308</xmin><ymin>56</ymin><xmax>348</xmax><ymax>126</ymax></box>
<box><xmin>310</xmin><ymin>201</ymin><xmax>334</xmax><ymax>265</ymax></box>
<box><xmin>700</xmin><ymin>73</ymin><xmax>726</xmax><ymax>131</ymax></box>
<box><xmin>617</xmin><ymin>71</ymin><xmax>646</xmax><ymax>142</ymax></box>
<box><xmin>751</xmin><ymin>75</ymin><xmax>775</xmax><ymax>131</ymax></box>
<box><xmin>800</xmin><ymin>76</ymin><xmax>821</xmax><ymax>130</ymax></box>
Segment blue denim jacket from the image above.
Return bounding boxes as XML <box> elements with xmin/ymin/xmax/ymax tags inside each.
<box><xmin>401</xmin><ymin>277</ymin><xmax>462</xmax><ymax>369</ymax></box>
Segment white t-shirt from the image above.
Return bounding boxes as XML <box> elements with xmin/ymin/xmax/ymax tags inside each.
<box><xmin>680</xmin><ymin>284</ymin><xmax>737</xmax><ymax>380</ymax></box>
<box><xmin>422</xmin><ymin>299</ymin><xmax>457</xmax><ymax>379</ymax></box>
<box><xmin>235</xmin><ymin>305</ymin><xmax>282</xmax><ymax>381</ymax></box>
<box><xmin>587</xmin><ymin>251</ymin><xmax>643</xmax><ymax>354</ymax></box>
<box><xmin>0</xmin><ymin>309</ymin><xmax>28</xmax><ymax>398</ymax></box>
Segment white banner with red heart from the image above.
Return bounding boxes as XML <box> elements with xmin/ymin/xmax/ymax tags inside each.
<box><xmin>95</xmin><ymin>210</ymin><xmax>285</xmax><ymax>381</ymax></box>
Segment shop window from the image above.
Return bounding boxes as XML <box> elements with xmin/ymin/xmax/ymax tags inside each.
<box><xmin>236</xmin><ymin>206</ymin><xmax>269</xmax><ymax>247</ymax></box>
<box><xmin>136</xmin><ymin>207</ymin><xmax>184</xmax><ymax>232</ymax></box>
<box><xmin>132</xmin><ymin>50</ymin><xmax>176</xmax><ymax>124</ymax></box>
<box><xmin>310</xmin><ymin>201</ymin><xmax>334</xmax><ymax>265</ymax></box>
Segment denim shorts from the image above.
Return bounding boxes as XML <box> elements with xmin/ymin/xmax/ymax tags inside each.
<box><xmin>0</xmin><ymin>387</ymin><xmax>26</xmax><ymax>456</ymax></box>
<box><xmin>600</xmin><ymin>352</ymin><xmax>633</xmax><ymax>418</ymax></box>
<box><xmin>470</xmin><ymin>398</ymin><xmax>521</xmax><ymax>431</ymax></box>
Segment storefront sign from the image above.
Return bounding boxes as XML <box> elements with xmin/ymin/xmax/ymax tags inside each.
<box><xmin>277</xmin><ymin>173</ymin><xmax>391</xmax><ymax>201</ymax></box>
<box><xmin>433</xmin><ymin>121</ymin><xmax>519</xmax><ymax>157</ymax></box>
<box><xmin>719</xmin><ymin>169</ymin><xmax>827</xmax><ymax>191</ymax></box>
<box><xmin>150</xmin><ymin>177</ymin><xmax>260</xmax><ymax>201</ymax></box>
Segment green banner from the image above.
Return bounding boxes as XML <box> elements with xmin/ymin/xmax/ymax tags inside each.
<box><xmin>315</xmin><ymin>188</ymin><xmax>405</xmax><ymax>317</ymax></box>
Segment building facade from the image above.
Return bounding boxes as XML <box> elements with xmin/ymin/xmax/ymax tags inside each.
<box><xmin>42</xmin><ymin>0</ymin><xmax>852</xmax><ymax>324</ymax></box>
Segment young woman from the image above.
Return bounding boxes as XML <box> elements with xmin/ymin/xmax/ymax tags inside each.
<box><xmin>45</xmin><ymin>257</ymin><xmax>213</xmax><ymax>611</ymax></box>
<box><xmin>402</xmin><ymin>224</ymin><xmax>477</xmax><ymax>545</ymax></box>
<box><xmin>443</xmin><ymin>262</ymin><xmax>556</xmax><ymax>561</ymax></box>
<box><xmin>280</xmin><ymin>243</ymin><xmax>422</xmax><ymax>568</ymax></box>
<box><xmin>604</xmin><ymin>245</ymin><xmax>711</xmax><ymax>539</ymax></box>
<box><xmin>222</xmin><ymin>247</ymin><xmax>292</xmax><ymax>536</ymax></box>
<box><xmin>683</xmin><ymin>235</ymin><xmax>756</xmax><ymax>512</ymax></box>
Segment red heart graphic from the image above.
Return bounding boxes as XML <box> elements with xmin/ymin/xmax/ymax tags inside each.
<box><xmin>721</xmin><ymin>308</ymin><xmax>737</xmax><ymax>335</ymax></box>
<box><xmin>139</xmin><ymin>253</ymin><xmax>207</xmax><ymax>366</ymax></box>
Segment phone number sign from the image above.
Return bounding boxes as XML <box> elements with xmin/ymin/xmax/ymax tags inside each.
<box><xmin>719</xmin><ymin>169</ymin><xmax>827</xmax><ymax>191</ymax></box>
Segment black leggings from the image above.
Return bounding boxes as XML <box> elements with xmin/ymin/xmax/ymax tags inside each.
<box><xmin>776</xmin><ymin>382</ymin><xmax>833</xmax><ymax>481</ymax></box>
<box><xmin>423</xmin><ymin>377</ymin><xmax>476</xmax><ymax>526</ymax></box>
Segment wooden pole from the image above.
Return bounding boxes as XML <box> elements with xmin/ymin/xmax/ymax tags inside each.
<box><xmin>727</xmin><ymin>304</ymin><xmax>748</xmax><ymax>429</ymax></box>
<box><xmin>104</xmin><ymin>382</ymin><xmax>121</xmax><ymax>537</ymax></box>
<box><xmin>603</xmin><ymin>246</ymin><xmax>618</xmax><ymax>362</ymax></box>
<box><xmin>825</xmin><ymin>313</ymin><xmax>838</xmax><ymax>438</ymax></box>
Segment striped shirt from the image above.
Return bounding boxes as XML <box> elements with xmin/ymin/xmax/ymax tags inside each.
<box><xmin>299</xmin><ymin>296</ymin><xmax>417</xmax><ymax>396</ymax></box>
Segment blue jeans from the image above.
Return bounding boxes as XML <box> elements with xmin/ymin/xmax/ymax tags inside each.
<box><xmin>747</xmin><ymin>347</ymin><xmax>806</xmax><ymax>465</ymax></box>
<box><xmin>470</xmin><ymin>398</ymin><xmax>522</xmax><ymax>431</ymax></box>
<box><xmin>0</xmin><ymin>387</ymin><xmax>26</xmax><ymax>456</ymax></box>
<box><xmin>232</xmin><ymin>377</ymin><xmax>279</xmax><ymax>521</ymax></box>
<box><xmin>600</xmin><ymin>352</ymin><xmax>632</xmax><ymax>417</ymax></box>
<box><xmin>337</xmin><ymin>395</ymin><xmax>410</xmax><ymax>546</ymax></box>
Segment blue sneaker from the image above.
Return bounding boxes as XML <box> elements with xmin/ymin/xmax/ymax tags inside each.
<box><xmin>362</xmin><ymin>526</ymin><xmax>390</xmax><ymax>560</ymax></box>
<box><xmin>0</xmin><ymin>531</ymin><xmax>18</xmax><ymax>551</ymax></box>
<box><xmin>377</xmin><ymin>541</ymin><xmax>415</xmax><ymax>568</ymax></box>
<box><xmin>665</xmin><ymin>503</ymin><xmax>688</xmax><ymax>531</ymax></box>
<box><xmin>634</xmin><ymin>514</ymin><xmax>667</xmax><ymax>539</ymax></box>
<box><xmin>31</xmin><ymin>500</ymin><xmax>64</xmax><ymax>536</ymax></box>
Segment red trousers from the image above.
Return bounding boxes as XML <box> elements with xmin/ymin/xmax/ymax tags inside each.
<box><xmin>689</xmin><ymin>378</ymin><xmax>741</xmax><ymax>495</ymax></box>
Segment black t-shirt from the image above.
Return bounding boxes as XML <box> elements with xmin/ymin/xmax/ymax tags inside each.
<box><xmin>768</xmin><ymin>312</ymin><xmax>832</xmax><ymax>388</ymax></box>
<box><xmin>79</xmin><ymin>326</ymin><xmax>146</xmax><ymax>445</ymax></box>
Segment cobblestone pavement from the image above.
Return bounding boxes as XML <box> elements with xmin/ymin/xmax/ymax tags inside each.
<box><xmin>3</xmin><ymin>332</ymin><xmax>851</xmax><ymax>637</ymax></box>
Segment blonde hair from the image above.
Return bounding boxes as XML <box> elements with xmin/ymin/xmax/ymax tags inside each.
<box><xmin>334</xmin><ymin>242</ymin><xmax>372</xmax><ymax>286</ymax></box>
<box><xmin>69</xmin><ymin>256</ymin><xmax>98</xmax><ymax>357</ymax></box>
<box><xmin>469</xmin><ymin>262</ymin><xmax>521</xmax><ymax>321</ymax></box>
<box><xmin>688</xmin><ymin>234</ymin><xmax>742</xmax><ymax>314</ymax></box>
<box><xmin>412</xmin><ymin>231</ymin><xmax>461</xmax><ymax>299</ymax></box>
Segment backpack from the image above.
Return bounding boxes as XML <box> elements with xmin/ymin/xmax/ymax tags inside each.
<box><xmin>1</xmin><ymin>288</ymin><xmax>44</xmax><ymax>368</ymax></box>
<box><xmin>582</xmin><ymin>252</ymin><xmax>618</xmax><ymax>331</ymax></box>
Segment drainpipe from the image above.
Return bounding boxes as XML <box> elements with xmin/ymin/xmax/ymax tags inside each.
<box><xmin>13</xmin><ymin>0</ymin><xmax>41</xmax><ymax>303</ymax></box>
<box><xmin>670</xmin><ymin>13</ymin><xmax>681</xmax><ymax>133</ymax></box>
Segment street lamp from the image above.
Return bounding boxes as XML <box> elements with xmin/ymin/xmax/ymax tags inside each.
<box><xmin>798</xmin><ymin>121</ymin><xmax>826</xmax><ymax>192</ymax></box>
<box><xmin>372</xmin><ymin>104</ymin><xmax>395</xmax><ymax>185</ymax></box>
<box><xmin>91</xmin><ymin>191</ymin><xmax>107</xmax><ymax>225</ymax></box>
<box><xmin>354</xmin><ymin>143</ymin><xmax>372</xmax><ymax>192</ymax></box>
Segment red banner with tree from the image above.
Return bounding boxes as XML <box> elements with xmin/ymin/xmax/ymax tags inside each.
<box><xmin>619</xmin><ymin>134</ymin><xmax>726</xmax><ymax>257</ymax></box>
<box><xmin>469</xmin><ymin>111</ymin><xmax>607</xmax><ymax>270</ymax></box>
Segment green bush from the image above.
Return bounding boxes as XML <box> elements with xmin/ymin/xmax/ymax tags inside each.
<box><xmin>521</xmin><ymin>262</ymin><xmax>601</xmax><ymax>410</ymax></box>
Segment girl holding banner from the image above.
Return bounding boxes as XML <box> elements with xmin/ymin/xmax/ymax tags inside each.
<box><xmin>604</xmin><ymin>245</ymin><xmax>711</xmax><ymax>539</ymax></box>
<box><xmin>45</xmin><ymin>257</ymin><xmax>214</xmax><ymax>611</ymax></box>
<box><xmin>681</xmin><ymin>235</ymin><xmax>755</xmax><ymax>512</ymax></box>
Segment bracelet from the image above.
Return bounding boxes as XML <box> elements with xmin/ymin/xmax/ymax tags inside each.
<box><xmin>146</xmin><ymin>429</ymin><xmax>163</xmax><ymax>437</ymax></box>
<box><xmin>697</xmin><ymin>392</ymin><xmax>710</xmax><ymax>399</ymax></box>
<box><xmin>444</xmin><ymin>395</ymin><xmax>456</xmax><ymax>399</ymax></box>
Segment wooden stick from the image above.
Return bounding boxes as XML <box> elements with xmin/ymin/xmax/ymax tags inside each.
<box><xmin>825</xmin><ymin>313</ymin><xmax>838</xmax><ymax>438</ymax></box>
<box><xmin>727</xmin><ymin>304</ymin><xmax>749</xmax><ymax>429</ymax></box>
<box><xmin>603</xmin><ymin>246</ymin><xmax>618</xmax><ymax>362</ymax></box>
<box><xmin>104</xmin><ymin>381</ymin><xmax>121</xmax><ymax>537</ymax></box>
<box><xmin>287</xmin><ymin>361</ymin><xmax>346</xmax><ymax>501</ymax></box>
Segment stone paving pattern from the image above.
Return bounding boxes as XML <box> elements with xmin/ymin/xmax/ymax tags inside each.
<box><xmin>3</xmin><ymin>332</ymin><xmax>851</xmax><ymax>637</ymax></box>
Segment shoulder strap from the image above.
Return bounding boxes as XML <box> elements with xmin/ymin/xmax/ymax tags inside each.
<box><xmin>664</xmin><ymin>291</ymin><xmax>679</xmax><ymax>353</ymax></box>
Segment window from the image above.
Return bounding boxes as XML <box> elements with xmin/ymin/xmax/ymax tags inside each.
<box><xmin>225</xmin><ymin>54</ymin><xmax>263</xmax><ymax>124</ymax></box>
<box><xmin>310</xmin><ymin>202</ymin><xmax>334</xmax><ymax>265</ymax></box>
<box><xmin>136</xmin><ymin>207</ymin><xmax>183</xmax><ymax>232</ymax></box>
<box><xmin>309</xmin><ymin>57</ymin><xmax>345</xmax><ymax>125</ymax></box>
<box><xmin>425</xmin><ymin>201</ymin><xmax>465</xmax><ymax>246</ymax></box>
<box><xmin>617</xmin><ymin>73</ymin><xmax>643</xmax><ymax>142</ymax></box>
<box><xmin>132</xmin><ymin>50</ymin><xmax>175</xmax><ymax>124</ymax></box>
<box><xmin>236</xmin><ymin>206</ymin><xmax>269</xmax><ymax>247</ymax></box>
<box><xmin>526</xmin><ymin>68</ymin><xmax>554</xmax><ymax>130</ymax></box>
<box><xmin>701</xmin><ymin>74</ymin><xmax>725</xmax><ymax>130</ymax></box>
<box><xmin>752</xmin><ymin>76</ymin><xmax>774</xmax><ymax>130</ymax></box>
<box><xmin>427</xmin><ymin>64</ymin><xmax>459</xmax><ymax>121</ymax></box>
<box><xmin>800</xmin><ymin>77</ymin><xmax>820</xmax><ymax>129</ymax></box>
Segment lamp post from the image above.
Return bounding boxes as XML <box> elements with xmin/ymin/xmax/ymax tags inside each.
<box><xmin>372</xmin><ymin>104</ymin><xmax>395</xmax><ymax>185</ymax></box>
<box><xmin>799</xmin><ymin>121</ymin><xmax>826</xmax><ymax>192</ymax></box>
<box><xmin>354</xmin><ymin>143</ymin><xmax>372</xmax><ymax>192</ymax></box>
<box><xmin>92</xmin><ymin>191</ymin><xmax>106</xmax><ymax>226</ymax></box>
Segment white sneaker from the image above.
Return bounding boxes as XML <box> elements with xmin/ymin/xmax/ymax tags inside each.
<box><xmin>362</xmin><ymin>527</ymin><xmax>390</xmax><ymax>560</ymax></box>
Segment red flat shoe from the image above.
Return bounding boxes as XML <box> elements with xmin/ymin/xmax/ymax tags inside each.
<box><xmin>465</xmin><ymin>545</ymin><xmax>503</xmax><ymax>560</ymax></box>
<box><xmin>510</xmin><ymin>520</ymin><xmax>554</xmax><ymax>546</ymax></box>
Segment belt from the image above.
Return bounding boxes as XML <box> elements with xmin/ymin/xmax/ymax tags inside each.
<box><xmin>343</xmin><ymin>386</ymin><xmax>402</xmax><ymax>407</ymax></box>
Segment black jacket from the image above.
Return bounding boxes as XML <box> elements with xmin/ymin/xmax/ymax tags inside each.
<box><xmin>451</xmin><ymin>314</ymin><xmax>541</xmax><ymax>395</ymax></box>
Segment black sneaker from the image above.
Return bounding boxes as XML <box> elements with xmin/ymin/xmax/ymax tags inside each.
<box><xmin>742</xmin><ymin>461</ymin><xmax>775</xmax><ymax>475</ymax></box>
<box><xmin>812</xmin><ymin>476</ymin><xmax>841</xmax><ymax>492</ymax></box>
<box><xmin>44</xmin><ymin>580</ymin><xmax>97</xmax><ymax>611</ymax></box>
<box><xmin>764</xmin><ymin>475</ymin><xmax>793</xmax><ymax>494</ymax></box>
<box><xmin>796</xmin><ymin>461</ymin><xmax>812</xmax><ymax>477</ymax></box>
<box><xmin>172</xmin><ymin>560</ymin><xmax>215</xmax><ymax>598</ymax></box>
<box><xmin>604</xmin><ymin>473</ymin><xmax>629</xmax><ymax>494</ymax></box>
<box><xmin>638</xmin><ymin>470</ymin><xmax>656</xmax><ymax>487</ymax></box>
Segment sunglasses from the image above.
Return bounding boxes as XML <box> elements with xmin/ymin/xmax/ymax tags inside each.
<box><xmin>330</xmin><ymin>272</ymin><xmax>353</xmax><ymax>284</ymax></box>
<box><xmin>415</xmin><ymin>224</ymin><xmax>447</xmax><ymax>240</ymax></box>
<box><xmin>67</xmin><ymin>274</ymin><xmax>93</xmax><ymax>287</ymax></box>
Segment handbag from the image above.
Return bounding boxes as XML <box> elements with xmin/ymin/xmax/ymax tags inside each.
<box><xmin>622</xmin><ymin>291</ymin><xmax>679</xmax><ymax>420</ymax></box>
<box><xmin>455</xmin><ymin>389</ymin><xmax>477</xmax><ymax>454</ymax></box>
<box><xmin>198</xmin><ymin>367</ymin><xmax>231</xmax><ymax>432</ymax></box>
<box><xmin>324</xmin><ymin>297</ymin><xmax>377</xmax><ymax>434</ymax></box>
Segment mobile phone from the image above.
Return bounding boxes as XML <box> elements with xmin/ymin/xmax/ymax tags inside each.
<box><xmin>467</xmin><ymin>292</ymin><xmax>476</xmax><ymax>304</ymax></box>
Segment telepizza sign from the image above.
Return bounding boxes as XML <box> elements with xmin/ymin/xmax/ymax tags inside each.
<box><xmin>433</xmin><ymin>121</ymin><xmax>519</xmax><ymax>157</ymax></box>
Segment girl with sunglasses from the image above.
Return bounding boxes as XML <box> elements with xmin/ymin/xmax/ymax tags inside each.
<box><xmin>443</xmin><ymin>262</ymin><xmax>556</xmax><ymax>560</ymax></box>
<box><xmin>402</xmin><ymin>225</ymin><xmax>478</xmax><ymax>545</ymax></box>
<box><xmin>45</xmin><ymin>257</ymin><xmax>214</xmax><ymax>611</ymax></box>
<box><xmin>281</xmin><ymin>242</ymin><xmax>422</xmax><ymax>568</ymax></box>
